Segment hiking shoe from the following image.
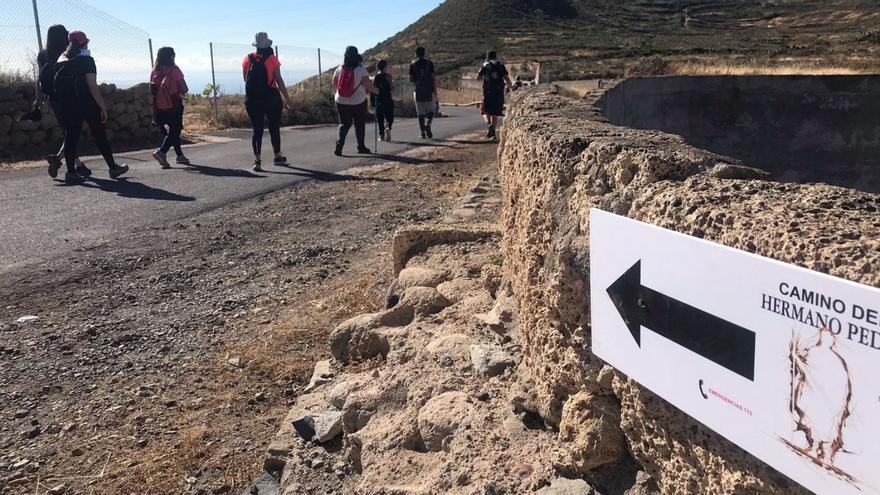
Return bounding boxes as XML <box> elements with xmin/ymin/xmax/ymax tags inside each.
<box><xmin>75</xmin><ymin>163</ymin><xmax>93</xmax><ymax>178</ymax></box>
<box><xmin>334</xmin><ymin>142</ymin><xmax>344</xmax><ymax>156</ymax></box>
<box><xmin>425</xmin><ymin>125</ymin><xmax>433</xmax><ymax>139</ymax></box>
<box><xmin>357</xmin><ymin>147</ymin><xmax>371</xmax><ymax>155</ymax></box>
<box><xmin>252</xmin><ymin>160</ymin><xmax>263</xmax><ymax>172</ymax></box>
<box><xmin>385</xmin><ymin>129</ymin><xmax>392</xmax><ymax>142</ymax></box>
<box><xmin>46</xmin><ymin>155</ymin><xmax>62</xmax><ymax>178</ymax></box>
<box><xmin>175</xmin><ymin>155</ymin><xmax>191</xmax><ymax>165</ymax></box>
<box><xmin>273</xmin><ymin>155</ymin><xmax>288</xmax><ymax>166</ymax></box>
<box><xmin>152</xmin><ymin>150</ymin><xmax>171</xmax><ymax>169</ymax></box>
<box><xmin>109</xmin><ymin>164</ymin><xmax>130</xmax><ymax>179</ymax></box>
<box><xmin>64</xmin><ymin>171</ymin><xmax>84</xmax><ymax>183</ymax></box>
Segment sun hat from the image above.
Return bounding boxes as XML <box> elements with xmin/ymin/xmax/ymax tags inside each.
<box><xmin>68</xmin><ymin>31</ymin><xmax>89</xmax><ymax>45</ymax></box>
<box><xmin>253</xmin><ymin>32</ymin><xmax>272</xmax><ymax>49</ymax></box>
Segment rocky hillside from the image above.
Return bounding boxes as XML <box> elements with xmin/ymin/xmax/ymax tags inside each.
<box><xmin>366</xmin><ymin>0</ymin><xmax>880</xmax><ymax>78</ymax></box>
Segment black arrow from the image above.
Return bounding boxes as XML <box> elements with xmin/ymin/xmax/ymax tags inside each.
<box><xmin>606</xmin><ymin>260</ymin><xmax>756</xmax><ymax>381</ymax></box>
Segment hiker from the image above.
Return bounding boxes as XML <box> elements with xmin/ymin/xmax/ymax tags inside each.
<box><xmin>30</xmin><ymin>25</ymin><xmax>88</xmax><ymax>179</ymax></box>
<box><xmin>513</xmin><ymin>75</ymin><xmax>525</xmax><ymax>90</ymax></box>
<box><xmin>371</xmin><ymin>60</ymin><xmax>395</xmax><ymax>142</ymax></box>
<box><xmin>477</xmin><ymin>51</ymin><xmax>513</xmax><ymax>140</ymax></box>
<box><xmin>333</xmin><ymin>46</ymin><xmax>376</xmax><ymax>156</ymax></box>
<box><xmin>409</xmin><ymin>47</ymin><xmax>436</xmax><ymax>139</ymax></box>
<box><xmin>242</xmin><ymin>32</ymin><xmax>292</xmax><ymax>172</ymax></box>
<box><xmin>56</xmin><ymin>30</ymin><xmax>129</xmax><ymax>182</ymax></box>
<box><xmin>150</xmin><ymin>47</ymin><xmax>190</xmax><ymax>168</ymax></box>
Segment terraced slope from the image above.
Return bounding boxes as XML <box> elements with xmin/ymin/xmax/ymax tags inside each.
<box><xmin>365</xmin><ymin>0</ymin><xmax>880</xmax><ymax>78</ymax></box>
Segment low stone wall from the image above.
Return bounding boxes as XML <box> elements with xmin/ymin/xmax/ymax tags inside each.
<box><xmin>499</xmin><ymin>86</ymin><xmax>880</xmax><ymax>493</ymax></box>
<box><xmin>600</xmin><ymin>75</ymin><xmax>880</xmax><ymax>192</ymax></box>
<box><xmin>0</xmin><ymin>82</ymin><xmax>156</xmax><ymax>157</ymax></box>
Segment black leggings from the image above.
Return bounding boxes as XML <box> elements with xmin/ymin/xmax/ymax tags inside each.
<box><xmin>158</xmin><ymin>105</ymin><xmax>184</xmax><ymax>155</ymax></box>
<box><xmin>63</xmin><ymin>111</ymin><xmax>116</xmax><ymax>173</ymax></box>
<box><xmin>246</xmin><ymin>95</ymin><xmax>282</xmax><ymax>156</ymax></box>
<box><xmin>337</xmin><ymin>101</ymin><xmax>368</xmax><ymax>148</ymax></box>
<box><xmin>375</xmin><ymin>102</ymin><xmax>394</xmax><ymax>134</ymax></box>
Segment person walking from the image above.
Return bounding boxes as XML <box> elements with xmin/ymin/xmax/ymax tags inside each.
<box><xmin>333</xmin><ymin>46</ymin><xmax>376</xmax><ymax>156</ymax></box>
<box><xmin>372</xmin><ymin>60</ymin><xmax>395</xmax><ymax>142</ymax></box>
<box><xmin>242</xmin><ymin>32</ymin><xmax>292</xmax><ymax>172</ymax></box>
<box><xmin>31</xmin><ymin>25</ymin><xmax>89</xmax><ymax>179</ymax></box>
<box><xmin>151</xmin><ymin>47</ymin><xmax>190</xmax><ymax>169</ymax></box>
<box><xmin>477</xmin><ymin>51</ymin><xmax>513</xmax><ymax>140</ymax></box>
<box><xmin>409</xmin><ymin>47</ymin><xmax>436</xmax><ymax>139</ymax></box>
<box><xmin>55</xmin><ymin>30</ymin><xmax>128</xmax><ymax>182</ymax></box>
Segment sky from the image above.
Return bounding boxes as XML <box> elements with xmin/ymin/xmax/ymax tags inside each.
<box><xmin>4</xmin><ymin>0</ymin><xmax>441</xmax><ymax>92</ymax></box>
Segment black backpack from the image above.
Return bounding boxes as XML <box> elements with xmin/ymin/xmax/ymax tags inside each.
<box><xmin>245</xmin><ymin>53</ymin><xmax>273</xmax><ymax>99</ymax></box>
<box><xmin>483</xmin><ymin>62</ymin><xmax>505</xmax><ymax>92</ymax></box>
<box><xmin>53</xmin><ymin>61</ymin><xmax>81</xmax><ymax>106</ymax></box>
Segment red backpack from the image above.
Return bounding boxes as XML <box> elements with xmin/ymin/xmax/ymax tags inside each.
<box><xmin>336</xmin><ymin>67</ymin><xmax>359</xmax><ymax>98</ymax></box>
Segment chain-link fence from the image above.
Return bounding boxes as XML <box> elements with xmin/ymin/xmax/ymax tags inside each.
<box><xmin>0</xmin><ymin>0</ymin><xmax>152</xmax><ymax>86</ymax></box>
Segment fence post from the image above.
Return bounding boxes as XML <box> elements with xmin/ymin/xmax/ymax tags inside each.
<box><xmin>210</xmin><ymin>42</ymin><xmax>218</xmax><ymax>120</ymax></box>
<box><xmin>317</xmin><ymin>48</ymin><xmax>323</xmax><ymax>93</ymax></box>
<box><xmin>31</xmin><ymin>0</ymin><xmax>42</xmax><ymax>52</ymax></box>
<box><xmin>148</xmin><ymin>38</ymin><xmax>154</xmax><ymax>67</ymax></box>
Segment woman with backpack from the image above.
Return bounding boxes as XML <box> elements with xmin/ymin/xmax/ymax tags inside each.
<box><xmin>56</xmin><ymin>30</ymin><xmax>129</xmax><ymax>181</ymax></box>
<box><xmin>333</xmin><ymin>46</ymin><xmax>377</xmax><ymax>156</ymax></box>
<box><xmin>150</xmin><ymin>46</ymin><xmax>190</xmax><ymax>168</ymax></box>
<box><xmin>32</xmin><ymin>25</ymin><xmax>89</xmax><ymax>180</ymax></box>
<box><xmin>242</xmin><ymin>32</ymin><xmax>292</xmax><ymax>172</ymax></box>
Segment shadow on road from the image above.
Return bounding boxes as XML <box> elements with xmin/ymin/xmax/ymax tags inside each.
<box><xmin>69</xmin><ymin>177</ymin><xmax>196</xmax><ymax>202</ymax></box>
<box><xmin>393</xmin><ymin>141</ymin><xmax>454</xmax><ymax>148</ymax></box>
<box><xmin>437</xmin><ymin>138</ymin><xmax>495</xmax><ymax>146</ymax></box>
<box><xmin>266</xmin><ymin>165</ymin><xmax>393</xmax><ymax>182</ymax></box>
<box><xmin>180</xmin><ymin>163</ymin><xmax>263</xmax><ymax>178</ymax></box>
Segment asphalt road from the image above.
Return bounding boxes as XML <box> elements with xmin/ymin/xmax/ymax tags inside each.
<box><xmin>0</xmin><ymin>106</ymin><xmax>486</xmax><ymax>272</ymax></box>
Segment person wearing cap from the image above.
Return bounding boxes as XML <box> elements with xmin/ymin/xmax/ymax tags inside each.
<box><xmin>242</xmin><ymin>32</ymin><xmax>292</xmax><ymax>172</ymax></box>
<box><xmin>333</xmin><ymin>46</ymin><xmax>377</xmax><ymax>156</ymax></box>
<box><xmin>56</xmin><ymin>30</ymin><xmax>129</xmax><ymax>181</ymax></box>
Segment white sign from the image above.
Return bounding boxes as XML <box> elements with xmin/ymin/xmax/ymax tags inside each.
<box><xmin>590</xmin><ymin>209</ymin><xmax>880</xmax><ymax>495</ymax></box>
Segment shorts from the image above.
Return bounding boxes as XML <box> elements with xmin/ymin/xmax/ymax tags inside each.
<box><xmin>482</xmin><ymin>90</ymin><xmax>505</xmax><ymax>117</ymax></box>
<box><xmin>414</xmin><ymin>96</ymin><xmax>434</xmax><ymax>117</ymax></box>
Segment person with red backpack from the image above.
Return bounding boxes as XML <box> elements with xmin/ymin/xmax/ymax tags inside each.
<box><xmin>333</xmin><ymin>46</ymin><xmax>377</xmax><ymax>156</ymax></box>
<box><xmin>242</xmin><ymin>32</ymin><xmax>292</xmax><ymax>172</ymax></box>
<box><xmin>150</xmin><ymin>46</ymin><xmax>190</xmax><ymax>168</ymax></box>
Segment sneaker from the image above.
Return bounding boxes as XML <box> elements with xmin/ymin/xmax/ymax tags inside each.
<box><xmin>64</xmin><ymin>171</ymin><xmax>84</xmax><ymax>183</ymax></box>
<box><xmin>175</xmin><ymin>155</ymin><xmax>191</xmax><ymax>165</ymax></box>
<box><xmin>421</xmin><ymin>132</ymin><xmax>427</xmax><ymax>139</ymax></box>
<box><xmin>75</xmin><ymin>163</ymin><xmax>92</xmax><ymax>177</ymax></box>
<box><xmin>357</xmin><ymin>147</ymin><xmax>371</xmax><ymax>154</ymax></box>
<box><xmin>152</xmin><ymin>150</ymin><xmax>170</xmax><ymax>169</ymax></box>
<box><xmin>385</xmin><ymin>129</ymin><xmax>392</xmax><ymax>142</ymax></box>
<box><xmin>252</xmin><ymin>160</ymin><xmax>263</xmax><ymax>172</ymax></box>
<box><xmin>334</xmin><ymin>142</ymin><xmax>343</xmax><ymax>157</ymax></box>
<box><xmin>109</xmin><ymin>164</ymin><xmax>130</xmax><ymax>179</ymax></box>
<box><xmin>273</xmin><ymin>155</ymin><xmax>288</xmax><ymax>166</ymax></box>
<box><xmin>425</xmin><ymin>125</ymin><xmax>433</xmax><ymax>139</ymax></box>
<box><xmin>487</xmin><ymin>126</ymin><xmax>496</xmax><ymax>140</ymax></box>
<box><xmin>46</xmin><ymin>155</ymin><xmax>62</xmax><ymax>178</ymax></box>
<box><xmin>379</xmin><ymin>131</ymin><xmax>385</xmax><ymax>142</ymax></box>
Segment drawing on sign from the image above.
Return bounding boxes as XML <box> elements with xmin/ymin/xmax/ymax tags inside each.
<box><xmin>606</xmin><ymin>260</ymin><xmax>757</xmax><ymax>380</ymax></box>
<box><xmin>785</xmin><ymin>327</ymin><xmax>856</xmax><ymax>484</ymax></box>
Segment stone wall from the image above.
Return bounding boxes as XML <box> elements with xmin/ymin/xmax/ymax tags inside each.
<box><xmin>0</xmin><ymin>82</ymin><xmax>156</xmax><ymax>157</ymax></box>
<box><xmin>599</xmin><ymin>75</ymin><xmax>880</xmax><ymax>192</ymax></box>
<box><xmin>498</xmin><ymin>85</ymin><xmax>880</xmax><ymax>493</ymax></box>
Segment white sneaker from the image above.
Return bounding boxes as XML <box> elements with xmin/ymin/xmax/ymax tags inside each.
<box><xmin>152</xmin><ymin>150</ymin><xmax>170</xmax><ymax>169</ymax></box>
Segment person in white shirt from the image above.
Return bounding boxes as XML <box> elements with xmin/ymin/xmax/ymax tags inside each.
<box><xmin>333</xmin><ymin>46</ymin><xmax>377</xmax><ymax>156</ymax></box>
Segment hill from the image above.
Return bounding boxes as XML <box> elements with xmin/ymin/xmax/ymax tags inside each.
<box><xmin>365</xmin><ymin>0</ymin><xmax>880</xmax><ymax>79</ymax></box>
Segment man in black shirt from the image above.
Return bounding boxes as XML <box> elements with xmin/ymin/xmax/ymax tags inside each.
<box><xmin>477</xmin><ymin>51</ymin><xmax>513</xmax><ymax>140</ymax></box>
<box><xmin>409</xmin><ymin>47</ymin><xmax>436</xmax><ymax>139</ymax></box>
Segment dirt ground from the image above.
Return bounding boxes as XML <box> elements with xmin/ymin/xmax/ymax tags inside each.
<box><xmin>0</xmin><ymin>134</ymin><xmax>498</xmax><ymax>495</ymax></box>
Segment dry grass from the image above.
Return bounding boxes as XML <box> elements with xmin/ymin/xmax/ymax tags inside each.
<box><xmin>665</xmin><ymin>60</ymin><xmax>876</xmax><ymax>76</ymax></box>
